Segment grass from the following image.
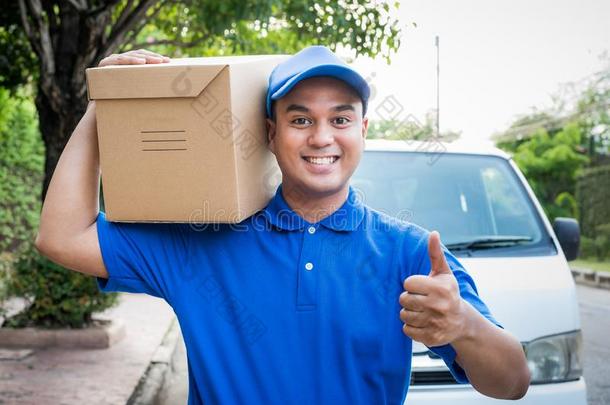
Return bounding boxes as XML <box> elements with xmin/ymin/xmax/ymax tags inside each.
<box><xmin>571</xmin><ymin>259</ymin><xmax>610</xmax><ymax>273</ymax></box>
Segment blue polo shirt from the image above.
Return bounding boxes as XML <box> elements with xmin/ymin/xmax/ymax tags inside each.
<box><xmin>95</xmin><ymin>185</ymin><xmax>501</xmax><ymax>404</ymax></box>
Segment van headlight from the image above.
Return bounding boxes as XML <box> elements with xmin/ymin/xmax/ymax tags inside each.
<box><xmin>524</xmin><ymin>330</ymin><xmax>583</xmax><ymax>384</ymax></box>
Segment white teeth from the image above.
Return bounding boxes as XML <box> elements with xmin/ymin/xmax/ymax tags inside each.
<box><xmin>304</xmin><ymin>156</ymin><xmax>338</xmax><ymax>165</ymax></box>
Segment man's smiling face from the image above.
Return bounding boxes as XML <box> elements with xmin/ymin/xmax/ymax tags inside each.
<box><xmin>266</xmin><ymin>76</ymin><xmax>369</xmax><ymax>201</ymax></box>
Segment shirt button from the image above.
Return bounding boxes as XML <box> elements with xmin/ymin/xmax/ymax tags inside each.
<box><xmin>305</xmin><ymin>262</ymin><xmax>314</xmax><ymax>271</ymax></box>
<box><xmin>308</xmin><ymin>226</ymin><xmax>316</xmax><ymax>234</ymax></box>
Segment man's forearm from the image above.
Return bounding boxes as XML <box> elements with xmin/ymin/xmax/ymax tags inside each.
<box><xmin>452</xmin><ymin>301</ymin><xmax>530</xmax><ymax>399</ymax></box>
<box><xmin>36</xmin><ymin>101</ymin><xmax>101</xmax><ymax>248</ymax></box>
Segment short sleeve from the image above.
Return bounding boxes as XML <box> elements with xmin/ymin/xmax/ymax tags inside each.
<box><xmin>403</xmin><ymin>224</ymin><xmax>503</xmax><ymax>384</ymax></box>
<box><xmin>95</xmin><ymin>211</ymin><xmax>191</xmax><ymax>301</ymax></box>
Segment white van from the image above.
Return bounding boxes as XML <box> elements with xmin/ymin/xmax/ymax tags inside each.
<box><xmin>352</xmin><ymin>139</ymin><xmax>587</xmax><ymax>404</ymax></box>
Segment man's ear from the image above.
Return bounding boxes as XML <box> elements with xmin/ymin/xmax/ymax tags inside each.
<box><xmin>361</xmin><ymin>116</ymin><xmax>369</xmax><ymax>144</ymax></box>
<box><xmin>266</xmin><ymin>118</ymin><xmax>277</xmax><ymax>154</ymax></box>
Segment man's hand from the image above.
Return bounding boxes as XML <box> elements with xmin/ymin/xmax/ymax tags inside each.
<box><xmin>399</xmin><ymin>231</ymin><xmax>531</xmax><ymax>399</ymax></box>
<box><xmin>99</xmin><ymin>49</ymin><xmax>170</xmax><ymax>67</ymax></box>
<box><xmin>399</xmin><ymin>231</ymin><xmax>467</xmax><ymax>347</ymax></box>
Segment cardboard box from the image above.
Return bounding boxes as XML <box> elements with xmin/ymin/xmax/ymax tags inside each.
<box><xmin>86</xmin><ymin>55</ymin><xmax>284</xmax><ymax>223</ymax></box>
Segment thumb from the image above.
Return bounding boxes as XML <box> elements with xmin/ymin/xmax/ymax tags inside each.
<box><xmin>428</xmin><ymin>231</ymin><xmax>451</xmax><ymax>277</ymax></box>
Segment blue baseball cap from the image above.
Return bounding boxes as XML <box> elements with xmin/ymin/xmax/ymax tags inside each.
<box><xmin>265</xmin><ymin>46</ymin><xmax>370</xmax><ymax>118</ymax></box>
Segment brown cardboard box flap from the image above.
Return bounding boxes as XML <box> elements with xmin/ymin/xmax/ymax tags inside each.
<box><xmin>86</xmin><ymin>59</ymin><xmax>226</xmax><ymax>99</ymax></box>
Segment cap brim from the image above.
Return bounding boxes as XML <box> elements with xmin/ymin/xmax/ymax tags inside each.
<box><xmin>266</xmin><ymin>64</ymin><xmax>370</xmax><ymax>117</ymax></box>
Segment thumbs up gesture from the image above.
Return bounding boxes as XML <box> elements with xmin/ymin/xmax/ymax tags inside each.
<box><xmin>399</xmin><ymin>231</ymin><xmax>467</xmax><ymax>347</ymax></box>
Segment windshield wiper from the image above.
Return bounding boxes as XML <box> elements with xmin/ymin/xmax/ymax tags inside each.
<box><xmin>445</xmin><ymin>235</ymin><xmax>533</xmax><ymax>251</ymax></box>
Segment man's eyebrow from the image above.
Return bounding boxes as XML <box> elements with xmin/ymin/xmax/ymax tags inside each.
<box><xmin>332</xmin><ymin>104</ymin><xmax>356</xmax><ymax>112</ymax></box>
<box><xmin>285</xmin><ymin>104</ymin><xmax>309</xmax><ymax>113</ymax></box>
<box><xmin>285</xmin><ymin>104</ymin><xmax>356</xmax><ymax>113</ymax></box>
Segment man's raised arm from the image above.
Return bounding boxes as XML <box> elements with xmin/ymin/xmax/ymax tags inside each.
<box><xmin>399</xmin><ymin>231</ymin><xmax>531</xmax><ymax>399</ymax></box>
<box><xmin>35</xmin><ymin>50</ymin><xmax>170</xmax><ymax>279</ymax></box>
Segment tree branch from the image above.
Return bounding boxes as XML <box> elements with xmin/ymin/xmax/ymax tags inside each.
<box><xmin>41</xmin><ymin>1</ymin><xmax>59</xmax><ymax>50</ymax></box>
<box><xmin>98</xmin><ymin>0</ymin><xmax>158</xmax><ymax>59</ymax></box>
<box><xmin>86</xmin><ymin>0</ymin><xmax>123</xmax><ymax>17</ymax></box>
<box><xmin>25</xmin><ymin>0</ymin><xmax>56</xmax><ymax>76</ymax></box>
<box><xmin>128</xmin><ymin>36</ymin><xmax>209</xmax><ymax>50</ymax></box>
<box><xmin>113</xmin><ymin>0</ymin><xmax>135</xmax><ymax>31</ymax></box>
<box><xmin>72</xmin><ymin>4</ymin><xmax>118</xmax><ymax>97</ymax></box>
<box><xmin>65</xmin><ymin>0</ymin><xmax>88</xmax><ymax>11</ymax></box>
<box><xmin>120</xmin><ymin>0</ymin><xmax>168</xmax><ymax>51</ymax></box>
<box><xmin>19</xmin><ymin>0</ymin><xmax>63</xmax><ymax>112</ymax></box>
<box><xmin>17</xmin><ymin>0</ymin><xmax>41</xmax><ymax>55</ymax></box>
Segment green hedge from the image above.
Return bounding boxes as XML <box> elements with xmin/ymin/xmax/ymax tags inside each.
<box><xmin>576</xmin><ymin>165</ymin><xmax>610</xmax><ymax>236</ymax></box>
<box><xmin>576</xmin><ymin>165</ymin><xmax>610</xmax><ymax>260</ymax></box>
<box><xmin>0</xmin><ymin>88</ymin><xmax>118</xmax><ymax>327</ymax></box>
<box><xmin>509</xmin><ymin>123</ymin><xmax>589</xmax><ymax>221</ymax></box>
<box><xmin>5</xmin><ymin>245</ymin><xmax>118</xmax><ymax>328</ymax></box>
<box><xmin>580</xmin><ymin>234</ymin><xmax>610</xmax><ymax>261</ymax></box>
<box><xmin>0</xmin><ymin>88</ymin><xmax>43</xmax><ymax>253</ymax></box>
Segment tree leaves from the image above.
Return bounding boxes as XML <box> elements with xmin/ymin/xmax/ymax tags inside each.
<box><xmin>512</xmin><ymin>122</ymin><xmax>589</xmax><ymax>219</ymax></box>
<box><xmin>120</xmin><ymin>0</ymin><xmax>401</xmax><ymax>61</ymax></box>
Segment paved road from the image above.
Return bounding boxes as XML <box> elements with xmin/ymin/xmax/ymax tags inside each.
<box><xmin>577</xmin><ymin>284</ymin><xmax>610</xmax><ymax>405</ymax></box>
<box><xmin>0</xmin><ymin>293</ymin><xmax>175</xmax><ymax>405</ymax></box>
<box><xmin>160</xmin><ymin>284</ymin><xmax>610</xmax><ymax>404</ymax></box>
<box><xmin>158</xmin><ymin>326</ymin><xmax>188</xmax><ymax>405</ymax></box>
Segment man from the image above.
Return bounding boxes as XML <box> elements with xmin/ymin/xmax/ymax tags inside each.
<box><xmin>35</xmin><ymin>46</ymin><xmax>530</xmax><ymax>404</ymax></box>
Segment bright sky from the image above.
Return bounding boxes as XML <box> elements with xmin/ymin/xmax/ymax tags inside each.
<box><xmin>351</xmin><ymin>0</ymin><xmax>610</xmax><ymax>144</ymax></box>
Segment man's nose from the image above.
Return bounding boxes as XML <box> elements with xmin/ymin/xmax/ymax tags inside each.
<box><xmin>307</xmin><ymin>123</ymin><xmax>334</xmax><ymax>148</ymax></box>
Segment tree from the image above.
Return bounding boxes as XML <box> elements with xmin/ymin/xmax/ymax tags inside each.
<box><xmin>576</xmin><ymin>56</ymin><xmax>610</xmax><ymax>164</ymax></box>
<box><xmin>494</xmin><ymin>56</ymin><xmax>610</xmax><ymax>162</ymax></box>
<box><xmin>494</xmin><ymin>58</ymin><xmax>609</xmax><ymax>221</ymax></box>
<box><xmin>493</xmin><ymin>110</ymin><xmax>565</xmax><ymax>149</ymax></box>
<box><xmin>1</xmin><ymin>0</ymin><xmax>402</xmax><ymax>200</ymax></box>
<box><xmin>509</xmin><ymin>123</ymin><xmax>589</xmax><ymax>220</ymax></box>
<box><xmin>367</xmin><ymin>110</ymin><xmax>461</xmax><ymax>141</ymax></box>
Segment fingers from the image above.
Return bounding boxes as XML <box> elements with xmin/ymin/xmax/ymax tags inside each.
<box><xmin>99</xmin><ymin>54</ymin><xmax>144</xmax><ymax>66</ymax></box>
<box><xmin>399</xmin><ymin>291</ymin><xmax>430</xmax><ymax>328</ymax></box>
<box><xmin>98</xmin><ymin>49</ymin><xmax>170</xmax><ymax>67</ymax></box>
<box><xmin>399</xmin><ymin>290</ymin><xmax>425</xmax><ymax>312</ymax></box>
<box><xmin>129</xmin><ymin>49</ymin><xmax>170</xmax><ymax>63</ymax></box>
<box><xmin>399</xmin><ymin>292</ymin><xmax>428</xmax><ymax>340</ymax></box>
<box><xmin>403</xmin><ymin>274</ymin><xmax>446</xmax><ymax>295</ymax></box>
<box><xmin>403</xmin><ymin>274</ymin><xmax>431</xmax><ymax>295</ymax></box>
<box><xmin>402</xmin><ymin>323</ymin><xmax>425</xmax><ymax>342</ymax></box>
<box><xmin>132</xmin><ymin>48</ymin><xmax>167</xmax><ymax>58</ymax></box>
<box><xmin>400</xmin><ymin>308</ymin><xmax>427</xmax><ymax>328</ymax></box>
<box><xmin>428</xmin><ymin>231</ymin><xmax>451</xmax><ymax>276</ymax></box>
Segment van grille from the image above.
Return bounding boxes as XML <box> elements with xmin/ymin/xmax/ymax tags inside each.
<box><xmin>410</xmin><ymin>370</ymin><xmax>458</xmax><ymax>386</ymax></box>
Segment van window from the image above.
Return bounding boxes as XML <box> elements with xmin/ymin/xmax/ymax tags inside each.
<box><xmin>352</xmin><ymin>150</ymin><xmax>556</xmax><ymax>257</ymax></box>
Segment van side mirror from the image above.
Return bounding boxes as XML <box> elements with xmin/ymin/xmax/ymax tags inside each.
<box><xmin>553</xmin><ymin>218</ymin><xmax>580</xmax><ymax>261</ymax></box>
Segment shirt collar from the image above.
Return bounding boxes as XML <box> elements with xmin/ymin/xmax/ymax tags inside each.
<box><xmin>262</xmin><ymin>184</ymin><xmax>365</xmax><ymax>232</ymax></box>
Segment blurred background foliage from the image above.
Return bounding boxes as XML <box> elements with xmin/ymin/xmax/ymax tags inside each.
<box><xmin>494</xmin><ymin>57</ymin><xmax>610</xmax><ymax>263</ymax></box>
<box><xmin>366</xmin><ymin>109</ymin><xmax>461</xmax><ymax>142</ymax></box>
<box><xmin>0</xmin><ymin>88</ymin><xmax>42</xmax><ymax>254</ymax></box>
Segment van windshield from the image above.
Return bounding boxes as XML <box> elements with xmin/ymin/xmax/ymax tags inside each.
<box><xmin>351</xmin><ymin>150</ymin><xmax>556</xmax><ymax>257</ymax></box>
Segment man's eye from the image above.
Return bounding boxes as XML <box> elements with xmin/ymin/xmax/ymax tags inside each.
<box><xmin>292</xmin><ymin>117</ymin><xmax>311</xmax><ymax>125</ymax></box>
<box><xmin>333</xmin><ymin>117</ymin><xmax>351</xmax><ymax>125</ymax></box>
